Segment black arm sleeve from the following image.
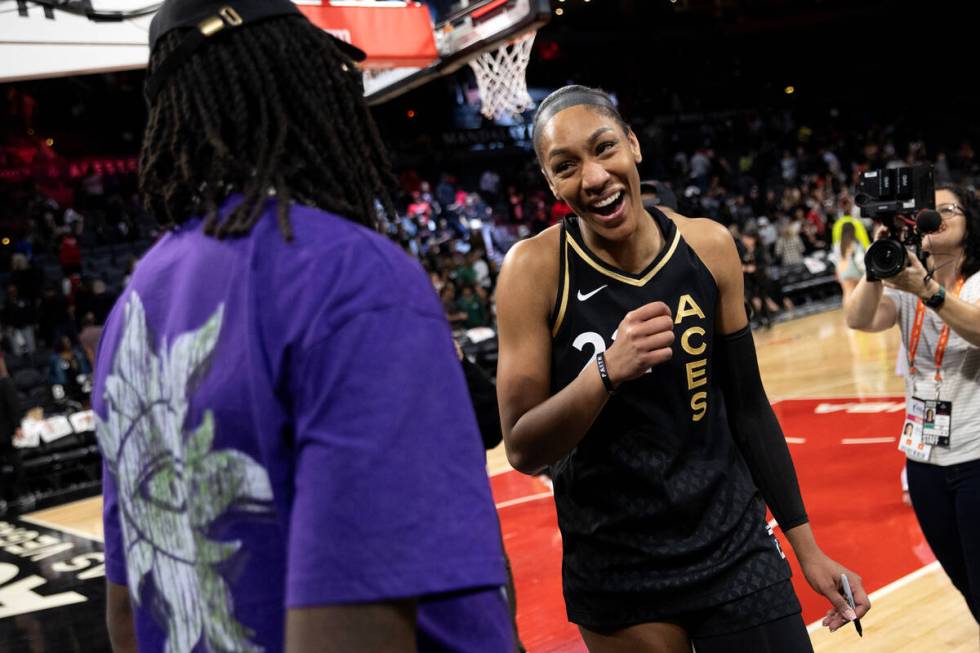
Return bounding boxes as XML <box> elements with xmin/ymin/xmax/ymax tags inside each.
<box><xmin>0</xmin><ymin>377</ymin><xmax>21</xmax><ymax>448</ymax></box>
<box><xmin>718</xmin><ymin>325</ymin><xmax>808</xmax><ymax>530</ymax></box>
<box><xmin>3</xmin><ymin>377</ymin><xmax>20</xmax><ymax>415</ymax></box>
<box><xmin>461</xmin><ymin>358</ymin><xmax>503</xmax><ymax>451</ymax></box>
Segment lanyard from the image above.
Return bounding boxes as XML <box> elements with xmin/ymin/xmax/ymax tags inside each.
<box><xmin>908</xmin><ymin>277</ymin><xmax>965</xmax><ymax>382</ymax></box>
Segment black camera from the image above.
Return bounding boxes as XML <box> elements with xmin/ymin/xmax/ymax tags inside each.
<box><xmin>854</xmin><ymin>165</ymin><xmax>939</xmax><ymax>281</ymax></box>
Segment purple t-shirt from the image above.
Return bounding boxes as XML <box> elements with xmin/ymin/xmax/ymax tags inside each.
<box><xmin>93</xmin><ymin>198</ymin><xmax>512</xmax><ymax>652</ymax></box>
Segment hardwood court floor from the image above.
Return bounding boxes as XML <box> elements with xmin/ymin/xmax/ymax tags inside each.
<box><xmin>24</xmin><ymin>496</ymin><xmax>105</xmax><ymax>540</ymax></box>
<box><xmin>25</xmin><ymin>308</ymin><xmax>978</xmax><ymax>652</ymax></box>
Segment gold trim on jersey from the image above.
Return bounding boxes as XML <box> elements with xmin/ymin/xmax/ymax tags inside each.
<box><xmin>552</xmin><ymin>237</ymin><xmax>571</xmax><ymax>337</ymax></box>
<box><xmin>566</xmin><ymin>227</ymin><xmax>681</xmax><ymax>287</ymax></box>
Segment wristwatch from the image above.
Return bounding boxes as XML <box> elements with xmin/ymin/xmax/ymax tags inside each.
<box><xmin>924</xmin><ymin>284</ymin><xmax>946</xmax><ymax>310</ymax></box>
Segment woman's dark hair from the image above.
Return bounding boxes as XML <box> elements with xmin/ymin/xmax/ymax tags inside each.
<box><xmin>140</xmin><ymin>15</ymin><xmax>396</xmax><ymax>240</ymax></box>
<box><xmin>936</xmin><ymin>183</ymin><xmax>980</xmax><ymax>278</ymax></box>
<box><xmin>531</xmin><ymin>85</ymin><xmax>629</xmax><ymax>162</ymax></box>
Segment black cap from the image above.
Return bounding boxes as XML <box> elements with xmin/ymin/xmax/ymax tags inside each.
<box><xmin>639</xmin><ymin>179</ymin><xmax>678</xmax><ymax>211</ymax></box>
<box><xmin>145</xmin><ymin>0</ymin><xmax>366</xmax><ymax>102</ymax></box>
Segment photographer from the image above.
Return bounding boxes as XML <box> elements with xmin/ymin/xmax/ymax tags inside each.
<box><xmin>845</xmin><ymin>183</ymin><xmax>980</xmax><ymax>627</ymax></box>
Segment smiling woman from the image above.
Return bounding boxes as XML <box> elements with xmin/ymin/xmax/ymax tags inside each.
<box><xmin>845</xmin><ymin>183</ymin><xmax>980</xmax><ymax>632</ymax></box>
<box><xmin>531</xmin><ymin>88</ymin><xmax>642</xmax><ymax>242</ymax></box>
<box><xmin>494</xmin><ymin>85</ymin><xmax>870</xmax><ymax>653</ymax></box>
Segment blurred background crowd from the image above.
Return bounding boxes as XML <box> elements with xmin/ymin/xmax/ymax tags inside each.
<box><xmin>3</xmin><ymin>0</ymin><xmax>980</xmax><ymax>510</ymax></box>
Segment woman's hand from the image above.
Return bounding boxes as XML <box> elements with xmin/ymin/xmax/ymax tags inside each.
<box><xmin>882</xmin><ymin>248</ymin><xmax>935</xmax><ymax>298</ymax></box>
<box><xmin>799</xmin><ymin>552</ymin><xmax>870</xmax><ymax>632</ymax></box>
<box><xmin>603</xmin><ymin>302</ymin><xmax>674</xmax><ymax>387</ymax></box>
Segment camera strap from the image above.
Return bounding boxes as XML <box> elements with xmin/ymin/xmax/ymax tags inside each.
<box><xmin>908</xmin><ymin>276</ymin><xmax>965</xmax><ymax>383</ymax></box>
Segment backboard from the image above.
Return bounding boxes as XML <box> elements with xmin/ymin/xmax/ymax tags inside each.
<box><xmin>356</xmin><ymin>0</ymin><xmax>552</xmax><ymax>105</ymax></box>
<box><xmin>0</xmin><ymin>1</ymin><xmax>549</xmax><ymax>110</ymax></box>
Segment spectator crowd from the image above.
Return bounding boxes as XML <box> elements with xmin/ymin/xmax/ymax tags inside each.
<box><xmin>4</xmin><ymin>81</ymin><xmax>980</xmax><ymax>516</ymax></box>
<box><xmin>388</xmin><ymin>110</ymin><xmax>979</xmax><ymax>332</ymax></box>
<box><xmin>5</xmin><ymin>97</ymin><xmax>980</xmax><ymax>404</ymax></box>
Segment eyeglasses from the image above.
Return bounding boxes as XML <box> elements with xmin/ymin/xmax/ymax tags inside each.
<box><xmin>937</xmin><ymin>203</ymin><xmax>964</xmax><ymax>219</ymax></box>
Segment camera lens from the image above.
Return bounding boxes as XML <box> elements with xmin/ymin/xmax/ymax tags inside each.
<box><xmin>865</xmin><ymin>239</ymin><xmax>906</xmax><ymax>279</ymax></box>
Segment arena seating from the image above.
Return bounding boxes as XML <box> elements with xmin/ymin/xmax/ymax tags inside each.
<box><xmin>2</xmin><ymin>412</ymin><xmax>101</xmax><ymax>513</ymax></box>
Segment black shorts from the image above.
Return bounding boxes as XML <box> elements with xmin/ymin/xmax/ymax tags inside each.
<box><xmin>579</xmin><ymin>579</ymin><xmax>804</xmax><ymax>641</ymax></box>
<box><xmin>692</xmin><ymin>611</ymin><xmax>813</xmax><ymax>653</ymax></box>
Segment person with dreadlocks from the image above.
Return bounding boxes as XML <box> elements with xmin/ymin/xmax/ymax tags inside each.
<box><xmin>94</xmin><ymin>2</ymin><xmax>514</xmax><ymax>652</ymax></box>
<box><xmin>495</xmin><ymin>86</ymin><xmax>869</xmax><ymax>652</ymax></box>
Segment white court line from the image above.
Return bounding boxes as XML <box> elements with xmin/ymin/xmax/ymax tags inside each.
<box><xmin>495</xmin><ymin>491</ymin><xmax>553</xmax><ymax>510</ymax></box>
<box><xmin>19</xmin><ymin>515</ymin><xmax>104</xmax><ymax>544</ymax></box>
<box><xmin>785</xmin><ymin>437</ymin><xmax>807</xmax><ymax>444</ymax></box>
<box><xmin>841</xmin><ymin>437</ymin><xmax>896</xmax><ymax>445</ymax></box>
<box><xmin>805</xmin><ymin>561</ymin><xmax>942</xmax><ymax>633</ymax></box>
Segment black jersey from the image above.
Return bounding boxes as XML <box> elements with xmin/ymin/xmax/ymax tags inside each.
<box><xmin>549</xmin><ymin>208</ymin><xmax>791</xmax><ymax>627</ymax></box>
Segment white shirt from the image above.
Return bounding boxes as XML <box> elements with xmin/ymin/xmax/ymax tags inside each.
<box><xmin>690</xmin><ymin>152</ymin><xmax>711</xmax><ymax>178</ymax></box>
<box><xmin>473</xmin><ymin>259</ymin><xmax>490</xmax><ymax>288</ymax></box>
<box><xmin>885</xmin><ymin>272</ymin><xmax>980</xmax><ymax>465</ymax></box>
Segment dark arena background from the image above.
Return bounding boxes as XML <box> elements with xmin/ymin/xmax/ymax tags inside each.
<box><xmin>1</xmin><ymin>1</ymin><xmax>978</xmax><ymax>651</ymax></box>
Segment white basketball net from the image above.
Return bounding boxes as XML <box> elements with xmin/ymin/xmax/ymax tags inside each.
<box><xmin>468</xmin><ymin>31</ymin><xmax>537</xmax><ymax>122</ymax></box>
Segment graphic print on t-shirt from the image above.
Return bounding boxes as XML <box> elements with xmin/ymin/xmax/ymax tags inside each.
<box><xmin>96</xmin><ymin>293</ymin><xmax>273</xmax><ymax>653</ymax></box>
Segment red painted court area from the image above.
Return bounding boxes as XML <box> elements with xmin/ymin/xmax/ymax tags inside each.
<box><xmin>492</xmin><ymin>397</ymin><xmax>932</xmax><ymax>652</ymax></box>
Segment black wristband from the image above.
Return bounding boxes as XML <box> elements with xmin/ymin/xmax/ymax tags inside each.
<box><xmin>924</xmin><ymin>284</ymin><xmax>946</xmax><ymax>310</ymax></box>
<box><xmin>595</xmin><ymin>352</ymin><xmax>616</xmax><ymax>395</ymax></box>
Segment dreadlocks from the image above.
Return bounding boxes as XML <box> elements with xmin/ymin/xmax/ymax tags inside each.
<box><xmin>139</xmin><ymin>15</ymin><xmax>396</xmax><ymax>240</ymax></box>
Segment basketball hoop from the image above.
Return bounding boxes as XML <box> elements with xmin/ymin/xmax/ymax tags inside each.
<box><xmin>467</xmin><ymin>30</ymin><xmax>537</xmax><ymax>122</ymax></box>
